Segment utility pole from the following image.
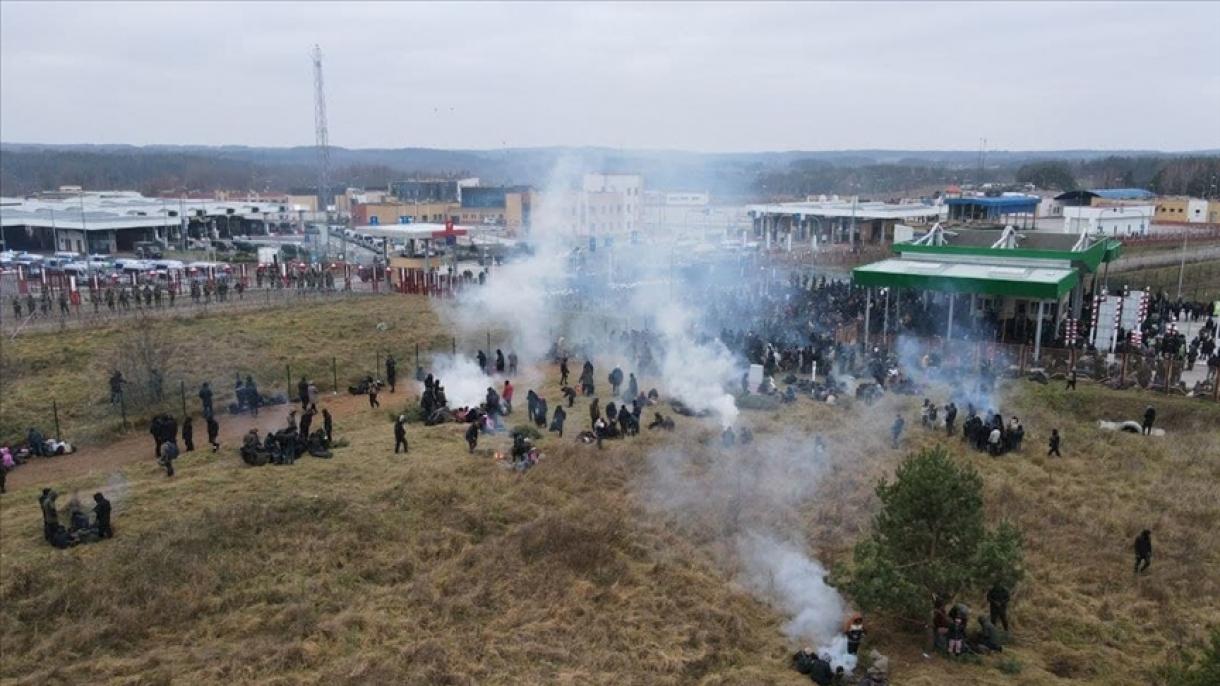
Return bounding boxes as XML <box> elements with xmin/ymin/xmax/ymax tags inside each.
<box><xmin>1176</xmin><ymin>226</ymin><xmax>1188</xmax><ymax>301</ymax></box>
<box><xmin>311</xmin><ymin>44</ymin><xmax>331</xmax><ymax>232</ymax></box>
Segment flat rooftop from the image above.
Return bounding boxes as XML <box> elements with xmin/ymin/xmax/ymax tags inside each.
<box><xmin>747</xmin><ymin>201</ymin><xmax>944</xmax><ymax>220</ymax></box>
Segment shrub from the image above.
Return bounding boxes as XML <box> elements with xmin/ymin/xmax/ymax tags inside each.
<box><xmin>845</xmin><ymin>446</ymin><xmax>1024</xmax><ymax>622</ymax></box>
<box><xmin>997</xmin><ymin>657</ymin><xmax>1022</xmax><ymax>675</ymax></box>
<box><xmin>510</xmin><ymin>424</ymin><xmax>542</xmax><ymax>440</ymax></box>
<box><xmin>1166</xmin><ymin>630</ymin><xmax>1220</xmax><ymax>686</ymax></box>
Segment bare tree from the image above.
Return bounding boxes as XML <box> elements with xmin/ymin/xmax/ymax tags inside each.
<box><xmin>109</xmin><ymin>311</ymin><xmax>179</xmax><ymax>410</ymax></box>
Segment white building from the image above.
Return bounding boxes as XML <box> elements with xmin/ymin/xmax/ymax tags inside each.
<box><xmin>641</xmin><ymin>190</ymin><xmax>750</xmax><ymax>238</ymax></box>
<box><xmin>0</xmin><ymin>191</ymin><xmax>293</xmax><ymax>254</ymax></box>
<box><xmin>1062</xmin><ymin>205</ymin><xmax>1154</xmax><ymax>236</ymax></box>
<box><xmin>1186</xmin><ymin>198</ymin><xmax>1210</xmax><ymax>224</ymax></box>
<box><xmin>582</xmin><ymin>173</ymin><xmax>643</xmax><ymax>235</ymax></box>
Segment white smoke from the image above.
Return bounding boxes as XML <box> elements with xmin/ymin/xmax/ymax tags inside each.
<box><xmin>639</xmin><ymin>431</ymin><xmax>857</xmax><ymax>670</ymax></box>
<box><xmin>432</xmin><ymin>156</ymin><xmax>740</xmax><ymax>424</ymax></box>
<box><xmin>646</xmin><ymin>296</ymin><xmax>740</xmax><ymax>428</ymax></box>
<box><xmin>737</xmin><ymin>533</ymin><xmax>855</xmax><ymax>671</ymax></box>
<box><xmin>101</xmin><ymin>472</ymin><xmax>131</xmax><ymax>508</ymax></box>
<box><xmin>425</xmin><ymin>354</ymin><xmax>494</xmax><ymax>409</ymax></box>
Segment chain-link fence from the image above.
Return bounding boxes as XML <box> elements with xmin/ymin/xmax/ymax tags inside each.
<box><xmin>2</xmin><ymin>309</ymin><xmax>543</xmax><ymax>450</ymax></box>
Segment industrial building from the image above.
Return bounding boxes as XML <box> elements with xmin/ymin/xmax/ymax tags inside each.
<box><xmin>0</xmin><ymin>191</ymin><xmax>293</xmax><ymax>254</ymax></box>
<box><xmin>390</xmin><ymin>178</ymin><xmax>479</xmax><ymax>204</ymax></box>
<box><xmin>1154</xmin><ymin>196</ymin><xmax>1212</xmax><ymax>224</ymax></box>
<box><xmin>944</xmin><ymin>195</ymin><xmax>1040</xmax><ymax>226</ymax></box>
<box><xmin>747</xmin><ymin>199</ymin><xmax>945</xmax><ymax>248</ymax></box>
<box><xmin>1054</xmin><ymin>188</ymin><xmax>1156</xmax><ymax>207</ymax></box>
<box><xmin>1062</xmin><ymin>205</ymin><xmax>1155</xmax><ymax>236</ymax></box>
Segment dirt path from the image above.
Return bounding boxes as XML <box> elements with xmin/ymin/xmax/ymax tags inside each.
<box><xmin>5</xmin><ymin>390</ymin><xmax>402</xmax><ymax>491</ymax></box>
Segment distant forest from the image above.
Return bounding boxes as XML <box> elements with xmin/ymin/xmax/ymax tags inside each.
<box><xmin>1</xmin><ymin>143</ymin><xmax>1217</xmax><ymax>201</ymax></box>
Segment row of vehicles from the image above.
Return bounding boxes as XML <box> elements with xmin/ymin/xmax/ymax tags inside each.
<box><xmin>0</xmin><ymin>250</ymin><xmax>232</xmax><ymax>280</ymax></box>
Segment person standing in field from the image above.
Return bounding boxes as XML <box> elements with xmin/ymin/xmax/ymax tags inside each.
<box><xmin>394</xmin><ymin>415</ymin><xmax>409</xmax><ymax>454</ymax></box>
<box><xmin>206</xmin><ymin>414</ymin><xmax>220</xmax><ymax>452</ymax></box>
<box><xmin>1134</xmin><ymin>529</ymin><xmax>1152</xmax><ymax>574</ymax></box>
<box><xmin>1047</xmin><ymin>429</ymin><xmax>1062</xmax><ymax>457</ymax></box>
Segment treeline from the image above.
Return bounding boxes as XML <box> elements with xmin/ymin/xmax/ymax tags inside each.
<box><xmin>2</xmin><ymin>145</ymin><xmax>1217</xmax><ymax>200</ymax></box>
<box><xmin>0</xmin><ymin>149</ymin><xmax>404</xmax><ymax>197</ymax></box>
<box><xmin>753</xmin><ymin>162</ymin><xmax>994</xmax><ymax>200</ymax></box>
<box><xmin>760</xmin><ymin>155</ymin><xmax>1220</xmax><ymax>199</ymax></box>
<box><xmin>1015</xmin><ymin>156</ymin><xmax>1220</xmax><ymax>196</ymax></box>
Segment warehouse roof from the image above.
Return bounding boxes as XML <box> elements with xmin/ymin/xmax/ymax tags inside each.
<box><xmin>944</xmin><ymin>195</ymin><xmax>1039</xmax><ymax>210</ymax></box>
<box><xmin>748</xmin><ymin>200</ymin><xmax>944</xmax><ymax>220</ymax></box>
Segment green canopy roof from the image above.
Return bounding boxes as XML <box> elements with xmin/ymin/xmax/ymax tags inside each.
<box><xmin>852</xmin><ymin>258</ymin><xmax>1079</xmax><ymax>300</ymax></box>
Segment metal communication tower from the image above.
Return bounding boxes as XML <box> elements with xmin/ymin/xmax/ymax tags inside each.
<box><xmin>310</xmin><ymin>44</ymin><xmax>330</xmax><ymax>219</ymax></box>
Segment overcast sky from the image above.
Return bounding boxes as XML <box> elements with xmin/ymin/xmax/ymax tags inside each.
<box><xmin>2</xmin><ymin>1</ymin><xmax>1218</xmax><ymax>152</ymax></box>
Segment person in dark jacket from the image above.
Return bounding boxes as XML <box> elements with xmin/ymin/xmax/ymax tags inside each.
<box><xmin>394</xmin><ymin>415</ymin><xmax>409</xmax><ymax>454</ymax></box>
<box><xmin>1047</xmin><ymin>429</ymin><xmax>1062</xmax><ymax>457</ymax></box>
<box><xmin>550</xmin><ymin>405</ymin><xmax>567</xmax><ymax>437</ymax></box>
<box><xmin>298</xmin><ymin>377</ymin><xmax>310</xmax><ymax>409</ymax></box>
<box><xmin>1142</xmin><ymin>406</ymin><xmax>1156</xmax><ymax>435</ymax></box>
<box><xmin>465</xmin><ymin>421</ymin><xmax>479</xmax><ymax>453</ymax></box>
<box><xmin>846</xmin><ymin>616</ymin><xmax>866</xmax><ymax>655</ymax></box>
<box><xmin>206</xmin><ymin>414</ymin><xmax>220</xmax><ymax>452</ymax></box>
<box><xmin>93</xmin><ymin>492</ymin><xmax>113</xmax><ymax>539</ymax></box>
<box><xmin>40</xmin><ymin>489</ymin><xmax>58</xmax><ymax>542</ymax></box>
<box><xmin>385</xmin><ymin>355</ymin><xmax>397</xmax><ymax>393</ymax></box>
<box><xmin>198</xmin><ymin>382</ymin><xmax>213</xmax><ymax>416</ymax></box>
<box><xmin>986</xmin><ymin>583</ymin><xmax>1011</xmax><ymax>632</ymax></box>
<box><xmin>589</xmin><ymin>398</ymin><xmax>600</xmax><ymax>428</ymax></box>
<box><xmin>160</xmin><ymin>440</ymin><xmax>179</xmax><ymax>477</ymax></box>
<box><xmin>182</xmin><ymin>416</ymin><xmax>195</xmax><ymax>452</ymax></box>
<box><xmin>495</xmin><ymin>349</ymin><xmax>506</xmax><ymax>373</ymax></box>
<box><xmin>535</xmin><ymin>396</ymin><xmax>549</xmax><ymax>429</ymax></box>
<box><xmin>944</xmin><ymin>402</ymin><xmax>958</xmax><ymax>436</ymax></box>
<box><xmin>299</xmin><ymin>405</ymin><xmax>316</xmax><ymax>438</ymax></box>
<box><xmin>807</xmin><ymin>653</ymin><xmax>834</xmax><ymax>685</ymax></box>
<box><xmin>322</xmin><ymin>408</ymin><xmax>333</xmax><ymax>444</ymax></box>
<box><xmin>1134</xmin><ymin>529</ymin><xmax>1152</xmax><ymax>573</ymax></box>
<box><xmin>559</xmin><ymin>357</ymin><xmax>570</xmax><ymax>386</ymax></box>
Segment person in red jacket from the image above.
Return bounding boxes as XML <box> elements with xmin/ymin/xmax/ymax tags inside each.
<box><xmin>502</xmin><ymin>380</ymin><xmax>515</xmax><ymax>415</ymax></box>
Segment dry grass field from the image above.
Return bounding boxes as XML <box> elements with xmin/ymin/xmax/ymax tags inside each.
<box><xmin>1</xmin><ymin>296</ymin><xmax>1218</xmax><ymax>685</ymax></box>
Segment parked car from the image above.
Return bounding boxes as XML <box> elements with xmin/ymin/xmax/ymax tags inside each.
<box><xmin>133</xmin><ymin>241</ymin><xmax>164</xmax><ymax>259</ymax></box>
<box><xmin>113</xmin><ymin>258</ymin><xmax>154</xmax><ymax>274</ymax></box>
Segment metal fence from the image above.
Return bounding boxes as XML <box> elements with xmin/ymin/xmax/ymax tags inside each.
<box><xmin>863</xmin><ymin>333</ymin><xmax>1220</xmax><ymax>402</ymax></box>
<box><xmin>5</xmin><ymin>322</ymin><xmax>533</xmax><ymax>449</ymax></box>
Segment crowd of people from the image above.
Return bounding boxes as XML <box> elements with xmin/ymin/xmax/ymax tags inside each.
<box><xmin>38</xmin><ymin>488</ymin><xmax>112</xmax><ymax>549</ymax></box>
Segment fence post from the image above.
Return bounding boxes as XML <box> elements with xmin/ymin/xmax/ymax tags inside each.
<box><xmin>53</xmin><ymin>399</ymin><xmax>61</xmax><ymax>441</ymax></box>
<box><xmin>487</xmin><ymin>330</ymin><xmax>491</xmax><ymax>353</ymax></box>
<box><xmin>180</xmin><ymin>380</ymin><xmax>187</xmax><ymax>419</ymax></box>
<box><xmin>286</xmin><ymin>363</ymin><xmax>293</xmax><ymax>401</ymax></box>
<box><xmin>332</xmin><ymin>357</ymin><xmax>338</xmax><ymax>395</ymax></box>
<box><xmin>452</xmin><ymin>336</ymin><xmax>456</xmax><ymax>356</ymax></box>
<box><xmin>119</xmin><ymin>391</ymin><xmax>128</xmax><ymax>430</ymax></box>
<box><xmin>1120</xmin><ymin>352</ymin><xmax>1128</xmax><ymax>387</ymax></box>
<box><xmin>1165</xmin><ymin>358</ymin><xmax>1172</xmax><ymax>394</ymax></box>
